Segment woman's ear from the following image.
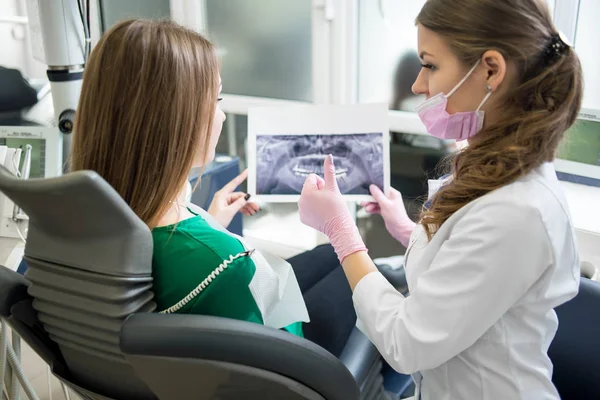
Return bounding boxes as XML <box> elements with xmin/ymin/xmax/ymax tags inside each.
<box><xmin>481</xmin><ymin>50</ymin><xmax>507</xmax><ymax>92</ymax></box>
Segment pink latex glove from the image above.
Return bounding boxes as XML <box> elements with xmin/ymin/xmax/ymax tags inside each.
<box><xmin>298</xmin><ymin>155</ymin><xmax>367</xmax><ymax>263</ymax></box>
<box><xmin>361</xmin><ymin>186</ymin><xmax>416</xmax><ymax>247</ymax></box>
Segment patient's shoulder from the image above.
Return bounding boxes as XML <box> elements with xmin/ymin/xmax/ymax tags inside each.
<box><xmin>151</xmin><ymin>215</ymin><xmax>255</xmax><ymax>313</ymax></box>
<box><xmin>152</xmin><ymin>214</ymin><xmax>246</xmax><ymax>261</ymax></box>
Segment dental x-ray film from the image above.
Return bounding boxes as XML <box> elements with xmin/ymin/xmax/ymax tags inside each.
<box><xmin>248</xmin><ymin>104</ymin><xmax>390</xmax><ymax>202</ymax></box>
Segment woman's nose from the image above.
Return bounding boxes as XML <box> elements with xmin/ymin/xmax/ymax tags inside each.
<box><xmin>412</xmin><ymin>70</ymin><xmax>428</xmax><ymax>96</ymax></box>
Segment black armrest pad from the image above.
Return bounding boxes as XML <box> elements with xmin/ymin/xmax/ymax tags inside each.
<box><xmin>121</xmin><ymin>313</ymin><xmax>360</xmax><ymax>400</ymax></box>
<box><xmin>0</xmin><ymin>265</ymin><xmax>30</xmax><ymax>317</ymax></box>
<box><xmin>338</xmin><ymin>327</ymin><xmax>380</xmax><ymax>386</ymax></box>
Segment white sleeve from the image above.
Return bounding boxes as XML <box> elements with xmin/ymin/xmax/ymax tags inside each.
<box><xmin>352</xmin><ymin>199</ymin><xmax>553</xmax><ymax>374</ymax></box>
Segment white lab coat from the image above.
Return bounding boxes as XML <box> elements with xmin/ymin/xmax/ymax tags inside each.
<box><xmin>354</xmin><ymin>162</ymin><xmax>580</xmax><ymax>400</ymax></box>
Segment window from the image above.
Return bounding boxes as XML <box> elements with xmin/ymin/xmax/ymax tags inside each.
<box><xmin>356</xmin><ymin>0</ymin><xmax>564</xmax><ymax>137</ymax></box>
<box><xmin>98</xmin><ymin>0</ymin><xmax>170</xmax><ymax>31</ymax></box>
<box><xmin>93</xmin><ymin>0</ymin><xmax>599</xmax><ymax>185</ymax></box>
<box><xmin>203</xmin><ymin>0</ymin><xmax>313</xmax><ymax>102</ymax></box>
<box><xmin>358</xmin><ymin>0</ymin><xmax>425</xmax><ymax>113</ymax></box>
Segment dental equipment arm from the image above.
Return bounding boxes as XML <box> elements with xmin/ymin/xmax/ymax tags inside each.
<box><xmin>24</xmin><ymin>0</ymin><xmax>90</xmax><ymax>171</ymax></box>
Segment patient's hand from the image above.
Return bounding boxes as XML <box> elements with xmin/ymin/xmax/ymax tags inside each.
<box><xmin>208</xmin><ymin>169</ymin><xmax>260</xmax><ymax>228</ymax></box>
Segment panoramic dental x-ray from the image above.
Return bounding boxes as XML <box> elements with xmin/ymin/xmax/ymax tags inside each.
<box><xmin>255</xmin><ymin>133</ymin><xmax>385</xmax><ymax>195</ymax></box>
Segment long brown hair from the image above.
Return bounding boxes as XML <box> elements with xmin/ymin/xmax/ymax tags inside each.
<box><xmin>416</xmin><ymin>0</ymin><xmax>583</xmax><ymax>239</ymax></box>
<box><xmin>71</xmin><ymin>19</ymin><xmax>219</xmax><ymax>228</ymax></box>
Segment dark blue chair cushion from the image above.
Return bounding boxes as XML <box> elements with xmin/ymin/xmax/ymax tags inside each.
<box><xmin>548</xmin><ymin>278</ymin><xmax>600</xmax><ymax>400</ymax></box>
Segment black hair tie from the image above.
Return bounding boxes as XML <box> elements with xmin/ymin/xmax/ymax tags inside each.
<box><xmin>543</xmin><ymin>32</ymin><xmax>570</xmax><ymax>66</ymax></box>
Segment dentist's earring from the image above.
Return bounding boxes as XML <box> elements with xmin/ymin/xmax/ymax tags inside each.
<box><xmin>485</xmin><ymin>84</ymin><xmax>493</xmax><ymax>93</ymax></box>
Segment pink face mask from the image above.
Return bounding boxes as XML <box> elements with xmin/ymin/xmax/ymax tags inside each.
<box><xmin>416</xmin><ymin>61</ymin><xmax>492</xmax><ymax>141</ymax></box>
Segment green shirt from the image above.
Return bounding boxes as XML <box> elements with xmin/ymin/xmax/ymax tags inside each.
<box><xmin>152</xmin><ymin>212</ymin><xmax>303</xmax><ymax>337</ymax></box>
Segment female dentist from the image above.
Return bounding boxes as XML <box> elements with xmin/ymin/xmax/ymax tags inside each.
<box><xmin>298</xmin><ymin>0</ymin><xmax>583</xmax><ymax>398</ymax></box>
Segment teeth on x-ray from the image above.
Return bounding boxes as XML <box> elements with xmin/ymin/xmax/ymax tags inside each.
<box><xmin>256</xmin><ymin>133</ymin><xmax>385</xmax><ymax>195</ymax></box>
<box><xmin>292</xmin><ymin>165</ymin><xmax>348</xmax><ymax>178</ymax></box>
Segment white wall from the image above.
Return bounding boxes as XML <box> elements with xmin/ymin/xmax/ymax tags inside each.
<box><xmin>0</xmin><ymin>0</ymin><xmax>47</xmax><ymax>79</ymax></box>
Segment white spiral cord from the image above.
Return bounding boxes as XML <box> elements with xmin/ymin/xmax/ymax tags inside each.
<box><xmin>159</xmin><ymin>249</ymin><xmax>255</xmax><ymax>314</ymax></box>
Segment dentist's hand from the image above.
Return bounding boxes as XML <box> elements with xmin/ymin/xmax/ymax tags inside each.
<box><xmin>298</xmin><ymin>155</ymin><xmax>367</xmax><ymax>263</ymax></box>
<box><xmin>361</xmin><ymin>186</ymin><xmax>416</xmax><ymax>247</ymax></box>
<box><xmin>208</xmin><ymin>169</ymin><xmax>260</xmax><ymax>228</ymax></box>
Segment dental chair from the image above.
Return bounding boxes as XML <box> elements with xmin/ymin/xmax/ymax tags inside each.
<box><xmin>548</xmin><ymin>277</ymin><xmax>600</xmax><ymax>400</ymax></box>
<box><xmin>0</xmin><ymin>167</ymin><xmax>386</xmax><ymax>400</ymax></box>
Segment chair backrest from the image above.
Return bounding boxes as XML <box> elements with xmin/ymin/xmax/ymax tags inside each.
<box><xmin>549</xmin><ymin>277</ymin><xmax>600</xmax><ymax>400</ymax></box>
<box><xmin>0</xmin><ymin>166</ymin><xmax>157</xmax><ymax>399</ymax></box>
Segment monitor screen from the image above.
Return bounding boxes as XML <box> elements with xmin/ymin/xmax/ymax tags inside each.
<box><xmin>555</xmin><ymin>108</ymin><xmax>600</xmax><ymax>187</ymax></box>
<box><xmin>0</xmin><ymin>138</ymin><xmax>46</xmax><ymax>178</ymax></box>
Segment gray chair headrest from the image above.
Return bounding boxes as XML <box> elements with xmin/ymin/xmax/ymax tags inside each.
<box><xmin>0</xmin><ymin>166</ymin><xmax>152</xmax><ymax>276</ymax></box>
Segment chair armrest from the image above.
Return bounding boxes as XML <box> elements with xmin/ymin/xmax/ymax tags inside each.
<box><xmin>120</xmin><ymin>313</ymin><xmax>359</xmax><ymax>400</ymax></box>
<box><xmin>338</xmin><ymin>327</ymin><xmax>381</xmax><ymax>388</ymax></box>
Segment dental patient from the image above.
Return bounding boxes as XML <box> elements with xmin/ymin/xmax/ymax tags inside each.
<box><xmin>70</xmin><ymin>19</ymin><xmax>357</xmax><ymax>357</ymax></box>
